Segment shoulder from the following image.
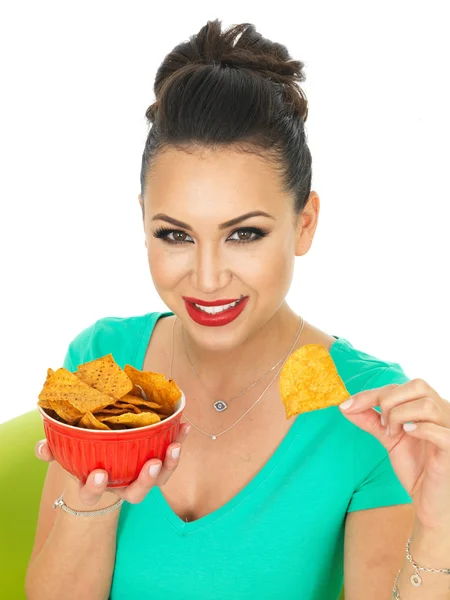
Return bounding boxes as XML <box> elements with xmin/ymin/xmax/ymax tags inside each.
<box><xmin>331</xmin><ymin>336</ymin><xmax>411</xmax><ymax>395</ymax></box>
<box><xmin>63</xmin><ymin>312</ymin><xmax>164</xmax><ymax>371</ymax></box>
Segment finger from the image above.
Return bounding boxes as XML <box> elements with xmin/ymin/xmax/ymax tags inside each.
<box><xmin>339</xmin><ymin>383</ymin><xmax>401</xmax><ymax>415</ymax></box>
<box><xmin>402</xmin><ymin>421</ymin><xmax>450</xmax><ymax>453</ymax></box>
<box><xmin>35</xmin><ymin>439</ymin><xmax>54</xmax><ymax>462</ymax></box>
<box><xmin>120</xmin><ymin>459</ymin><xmax>163</xmax><ymax>504</ymax></box>
<box><xmin>388</xmin><ymin>397</ymin><xmax>445</xmax><ymax>438</ymax></box>
<box><xmin>175</xmin><ymin>422</ymin><xmax>191</xmax><ymax>443</ymax></box>
<box><xmin>156</xmin><ymin>442</ymin><xmax>182</xmax><ymax>487</ymax></box>
<box><xmin>340</xmin><ymin>379</ymin><xmax>435</xmax><ymax>417</ymax></box>
<box><xmin>78</xmin><ymin>469</ymin><xmax>112</xmax><ymax>506</ymax></box>
<box><xmin>379</xmin><ymin>379</ymin><xmax>447</xmax><ymax>425</ymax></box>
<box><xmin>119</xmin><ymin>426</ymin><xmax>190</xmax><ymax>504</ymax></box>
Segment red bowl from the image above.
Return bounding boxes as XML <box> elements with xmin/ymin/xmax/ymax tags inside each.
<box><xmin>37</xmin><ymin>392</ymin><xmax>186</xmax><ymax>487</ymax></box>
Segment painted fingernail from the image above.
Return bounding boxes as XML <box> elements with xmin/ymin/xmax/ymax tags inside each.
<box><xmin>403</xmin><ymin>422</ymin><xmax>417</xmax><ymax>431</ymax></box>
<box><xmin>339</xmin><ymin>398</ymin><xmax>354</xmax><ymax>410</ymax></box>
<box><xmin>94</xmin><ymin>473</ymin><xmax>105</xmax><ymax>485</ymax></box>
<box><xmin>184</xmin><ymin>425</ymin><xmax>191</xmax><ymax>436</ymax></box>
<box><xmin>171</xmin><ymin>447</ymin><xmax>181</xmax><ymax>460</ymax></box>
<box><xmin>149</xmin><ymin>463</ymin><xmax>161</xmax><ymax>478</ymax></box>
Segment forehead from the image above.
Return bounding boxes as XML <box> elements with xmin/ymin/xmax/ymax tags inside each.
<box><xmin>144</xmin><ymin>146</ymin><xmax>289</xmax><ymax>210</ymax></box>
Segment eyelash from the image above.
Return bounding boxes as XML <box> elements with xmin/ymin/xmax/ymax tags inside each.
<box><xmin>152</xmin><ymin>226</ymin><xmax>268</xmax><ymax>246</ymax></box>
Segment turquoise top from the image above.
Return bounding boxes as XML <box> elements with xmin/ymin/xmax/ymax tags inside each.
<box><xmin>63</xmin><ymin>312</ymin><xmax>413</xmax><ymax>600</ymax></box>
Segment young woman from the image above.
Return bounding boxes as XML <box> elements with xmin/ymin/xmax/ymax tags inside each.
<box><xmin>26</xmin><ymin>19</ymin><xmax>450</xmax><ymax>600</ymax></box>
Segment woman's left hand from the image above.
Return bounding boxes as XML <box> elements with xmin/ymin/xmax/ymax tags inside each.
<box><xmin>339</xmin><ymin>378</ymin><xmax>450</xmax><ymax>531</ymax></box>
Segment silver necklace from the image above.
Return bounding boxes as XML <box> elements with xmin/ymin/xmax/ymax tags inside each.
<box><xmin>169</xmin><ymin>316</ymin><xmax>305</xmax><ymax>440</ymax></box>
<box><xmin>181</xmin><ymin>321</ymin><xmax>298</xmax><ymax>413</ymax></box>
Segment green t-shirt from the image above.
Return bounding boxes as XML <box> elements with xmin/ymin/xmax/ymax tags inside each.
<box><xmin>63</xmin><ymin>311</ymin><xmax>412</xmax><ymax>600</ymax></box>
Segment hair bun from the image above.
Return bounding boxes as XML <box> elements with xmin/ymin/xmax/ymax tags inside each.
<box><xmin>147</xmin><ymin>19</ymin><xmax>308</xmax><ymax>123</ymax></box>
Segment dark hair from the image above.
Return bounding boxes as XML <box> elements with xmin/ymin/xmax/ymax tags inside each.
<box><xmin>140</xmin><ymin>19</ymin><xmax>312</xmax><ymax>221</ymax></box>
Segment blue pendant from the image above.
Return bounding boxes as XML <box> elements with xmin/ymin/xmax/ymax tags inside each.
<box><xmin>214</xmin><ymin>400</ymin><xmax>228</xmax><ymax>412</ymax></box>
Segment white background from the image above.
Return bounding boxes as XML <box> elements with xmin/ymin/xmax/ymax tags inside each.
<box><xmin>1</xmin><ymin>1</ymin><xmax>448</xmax><ymax>424</ymax></box>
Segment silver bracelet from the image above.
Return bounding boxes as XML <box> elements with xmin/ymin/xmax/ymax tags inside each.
<box><xmin>392</xmin><ymin>536</ymin><xmax>450</xmax><ymax>598</ymax></box>
<box><xmin>52</xmin><ymin>493</ymin><xmax>124</xmax><ymax>517</ymax></box>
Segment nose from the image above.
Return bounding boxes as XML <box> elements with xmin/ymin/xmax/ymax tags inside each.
<box><xmin>191</xmin><ymin>244</ymin><xmax>231</xmax><ymax>294</ymax></box>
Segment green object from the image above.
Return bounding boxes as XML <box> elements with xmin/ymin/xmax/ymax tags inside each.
<box><xmin>0</xmin><ymin>409</ymin><xmax>47</xmax><ymax>600</ymax></box>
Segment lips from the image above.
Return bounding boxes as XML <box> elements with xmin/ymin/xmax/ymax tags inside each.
<box><xmin>183</xmin><ymin>296</ymin><xmax>242</xmax><ymax>307</ymax></box>
<box><xmin>183</xmin><ymin>296</ymin><xmax>249</xmax><ymax>327</ymax></box>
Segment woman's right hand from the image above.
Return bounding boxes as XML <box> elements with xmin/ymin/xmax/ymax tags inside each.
<box><xmin>34</xmin><ymin>422</ymin><xmax>191</xmax><ymax>508</ymax></box>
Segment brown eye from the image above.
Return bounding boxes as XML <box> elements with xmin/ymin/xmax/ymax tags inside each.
<box><xmin>228</xmin><ymin>227</ymin><xmax>267</xmax><ymax>243</ymax></box>
<box><xmin>173</xmin><ymin>231</ymin><xmax>187</xmax><ymax>242</ymax></box>
<box><xmin>237</xmin><ymin>230</ymin><xmax>252</xmax><ymax>241</ymax></box>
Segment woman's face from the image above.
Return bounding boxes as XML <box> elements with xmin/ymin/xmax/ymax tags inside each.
<box><xmin>140</xmin><ymin>147</ymin><xmax>319</xmax><ymax>350</ymax></box>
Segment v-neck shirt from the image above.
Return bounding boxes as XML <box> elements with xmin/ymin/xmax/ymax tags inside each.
<box><xmin>62</xmin><ymin>311</ymin><xmax>413</xmax><ymax>600</ymax></box>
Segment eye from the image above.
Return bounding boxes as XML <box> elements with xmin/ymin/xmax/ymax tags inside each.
<box><xmin>152</xmin><ymin>226</ymin><xmax>268</xmax><ymax>245</ymax></box>
<box><xmin>227</xmin><ymin>227</ymin><xmax>267</xmax><ymax>243</ymax></box>
<box><xmin>153</xmin><ymin>227</ymin><xmax>194</xmax><ymax>245</ymax></box>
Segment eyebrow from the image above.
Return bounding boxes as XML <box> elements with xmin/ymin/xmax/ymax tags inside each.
<box><xmin>151</xmin><ymin>210</ymin><xmax>275</xmax><ymax>231</ymax></box>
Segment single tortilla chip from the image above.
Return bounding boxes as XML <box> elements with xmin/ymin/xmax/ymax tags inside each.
<box><xmin>38</xmin><ymin>368</ymin><xmax>115</xmax><ymax>414</ymax></box>
<box><xmin>94</xmin><ymin>402</ymin><xmax>142</xmax><ymax>415</ymax></box>
<box><xmin>78</xmin><ymin>411</ymin><xmax>111</xmax><ymax>430</ymax></box>
<box><xmin>47</xmin><ymin>398</ymin><xmax>83</xmax><ymax>425</ymax></box>
<box><xmin>123</xmin><ymin>366</ymin><xmax>181</xmax><ymax>412</ymax></box>
<box><xmin>101</xmin><ymin>411</ymin><xmax>161</xmax><ymax>429</ymax></box>
<box><xmin>119</xmin><ymin>393</ymin><xmax>167</xmax><ymax>412</ymax></box>
<box><xmin>279</xmin><ymin>344</ymin><xmax>351</xmax><ymax>418</ymax></box>
<box><xmin>75</xmin><ymin>354</ymin><xmax>133</xmax><ymax>400</ymax></box>
<box><xmin>37</xmin><ymin>368</ymin><xmax>57</xmax><ymax>410</ymax></box>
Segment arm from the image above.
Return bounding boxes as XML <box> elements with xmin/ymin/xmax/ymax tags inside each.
<box><xmin>343</xmin><ymin>503</ymin><xmax>416</xmax><ymax>599</ymax></box>
<box><xmin>25</xmin><ymin>426</ymin><xmax>188</xmax><ymax>600</ymax></box>
<box><xmin>25</xmin><ymin>462</ymin><xmax>121</xmax><ymax>600</ymax></box>
<box><xmin>392</xmin><ymin>524</ymin><xmax>450</xmax><ymax>599</ymax></box>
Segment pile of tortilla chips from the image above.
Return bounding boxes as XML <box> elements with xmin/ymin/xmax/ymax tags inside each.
<box><xmin>279</xmin><ymin>344</ymin><xmax>351</xmax><ymax>418</ymax></box>
<box><xmin>37</xmin><ymin>354</ymin><xmax>182</xmax><ymax>430</ymax></box>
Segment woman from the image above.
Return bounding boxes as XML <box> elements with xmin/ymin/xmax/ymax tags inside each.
<box><xmin>25</xmin><ymin>19</ymin><xmax>450</xmax><ymax>600</ymax></box>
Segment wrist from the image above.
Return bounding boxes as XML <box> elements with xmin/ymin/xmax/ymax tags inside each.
<box><xmin>62</xmin><ymin>475</ymin><xmax>122</xmax><ymax>513</ymax></box>
<box><xmin>410</xmin><ymin>524</ymin><xmax>450</xmax><ymax>567</ymax></box>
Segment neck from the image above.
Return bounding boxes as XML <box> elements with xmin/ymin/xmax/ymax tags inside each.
<box><xmin>174</xmin><ymin>302</ymin><xmax>304</xmax><ymax>395</ymax></box>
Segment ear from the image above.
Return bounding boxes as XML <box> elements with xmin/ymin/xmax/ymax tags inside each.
<box><xmin>138</xmin><ymin>193</ymin><xmax>143</xmax><ymax>210</ymax></box>
<box><xmin>295</xmin><ymin>191</ymin><xmax>320</xmax><ymax>257</ymax></box>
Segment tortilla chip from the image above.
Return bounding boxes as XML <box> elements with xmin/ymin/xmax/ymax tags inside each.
<box><xmin>279</xmin><ymin>344</ymin><xmax>350</xmax><ymax>418</ymax></box>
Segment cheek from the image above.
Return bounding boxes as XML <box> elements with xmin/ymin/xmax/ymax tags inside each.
<box><xmin>147</xmin><ymin>242</ymin><xmax>189</xmax><ymax>289</ymax></box>
<box><xmin>233</xmin><ymin>240</ymin><xmax>295</xmax><ymax>291</ymax></box>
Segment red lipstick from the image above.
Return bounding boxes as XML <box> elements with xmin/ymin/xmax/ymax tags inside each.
<box><xmin>183</xmin><ymin>296</ymin><xmax>241</xmax><ymax>307</ymax></box>
<box><xmin>183</xmin><ymin>296</ymin><xmax>249</xmax><ymax>327</ymax></box>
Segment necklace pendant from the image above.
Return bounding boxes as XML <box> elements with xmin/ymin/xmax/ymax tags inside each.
<box><xmin>213</xmin><ymin>400</ymin><xmax>228</xmax><ymax>412</ymax></box>
<box><xmin>211</xmin><ymin>435</ymin><xmax>217</xmax><ymax>440</ymax></box>
<box><xmin>410</xmin><ymin>573</ymin><xmax>422</xmax><ymax>587</ymax></box>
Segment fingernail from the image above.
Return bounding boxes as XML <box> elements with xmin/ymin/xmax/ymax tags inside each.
<box><xmin>171</xmin><ymin>447</ymin><xmax>181</xmax><ymax>460</ymax></box>
<box><xmin>184</xmin><ymin>425</ymin><xmax>191</xmax><ymax>436</ymax></box>
<box><xmin>37</xmin><ymin>442</ymin><xmax>45</xmax><ymax>456</ymax></box>
<box><xmin>94</xmin><ymin>473</ymin><xmax>105</xmax><ymax>485</ymax></box>
<box><xmin>339</xmin><ymin>398</ymin><xmax>354</xmax><ymax>410</ymax></box>
<box><xmin>149</xmin><ymin>463</ymin><xmax>161</xmax><ymax>477</ymax></box>
<box><xmin>380</xmin><ymin>414</ymin><xmax>386</xmax><ymax>427</ymax></box>
<box><xmin>403</xmin><ymin>422</ymin><xmax>417</xmax><ymax>431</ymax></box>
<box><xmin>386</xmin><ymin>425</ymin><xmax>391</xmax><ymax>437</ymax></box>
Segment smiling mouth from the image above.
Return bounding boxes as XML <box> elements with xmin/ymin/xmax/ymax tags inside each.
<box><xmin>183</xmin><ymin>294</ymin><xmax>246</xmax><ymax>313</ymax></box>
<box><xmin>191</xmin><ymin>297</ymin><xmax>244</xmax><ymax>314</ymax></box>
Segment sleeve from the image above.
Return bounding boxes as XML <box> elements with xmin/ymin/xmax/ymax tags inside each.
<box><xmin>62</xmin><ymin>322</ymin><xmax>97</xmax><ymax>373</ymax></box>
<box><xmin>346</xmin><ymin>363</ymin><xmax>413</xmax><ymax>512</ymax></box>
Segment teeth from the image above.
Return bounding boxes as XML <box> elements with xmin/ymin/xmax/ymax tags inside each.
<box><xmin>194</xmin><ymin>300</ymin><xmax>240</xmax><ymax>314</ymax></box>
